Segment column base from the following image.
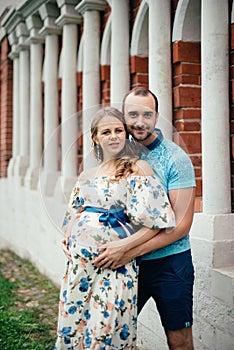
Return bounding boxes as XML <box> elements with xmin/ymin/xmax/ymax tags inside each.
<box><xmin>54</xmin><ymin>175</ymin><xmax>78</xmax><ymax>203</ymax></box>
<box><xmin>24</xmin><ymin>167</ymin><xmax>40</xmax><ymax>190</ymax></box>
<box><xmin>7</xmin><ymin>157</ymin><xmax>16</xmax><ymax>177</ymax></box>
<box><xmin>38</xmin><ymin>170</ymin><xmax>60</xmax><ymax>197</ymax></box>
<box><xmin>14</xmin><ymin>155</ymin><xmax>29</xmax><ymax>185</ymax></box>
<box><xmin>190</xmin><ymin>213</ymin><xmax>234</xmax><ymax>268</ymax></box>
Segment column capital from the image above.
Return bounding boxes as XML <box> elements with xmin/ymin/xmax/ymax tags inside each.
<box><xmin>0</xmin><ymin>27</ymin><xmax>6</xmax><ymax>41</ymax></box>
<box><xmin>56</xmin><ymin>0</ymin><xmax>82</xmax><ymax>26</ymax></box>
<box><xmin>8</xmin><ymin>30</ymin><xmax>19</xmax><ymax>58</ymax></box>
<box><xmin>76</xmin><ymin>0</ymin><xmax>106</xmax><ymax>15</ymax></box>
<box><xmin>2</xmin><ymin>8</ymin><xmax>24</xmax><ymax>34</ymax></box>
<box><xmin>15</xmin><ymin>21</ymin><xmax>30</xmax><ymax>51</ymax></box>
<box><xmin>39</xmin><ymin>2</ymin><xmax>62</xmax><ymax>36</ymax></box>
<box><xmin>9</xmin><ymin>50</ymin><xmax>19</xmax><ymax>60</ymax></box>
<box><xmin>26</xmin><ymin>14</ymin><xmax>44</xmax><ymax>44</ymax></box>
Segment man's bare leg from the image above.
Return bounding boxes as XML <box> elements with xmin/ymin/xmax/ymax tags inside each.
<box><xmin>165</xmin><ymin>327</ymin><xmax>194</xmax><ymax>350</ymax></box>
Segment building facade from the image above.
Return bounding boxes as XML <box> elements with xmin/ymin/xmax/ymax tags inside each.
<box><xmin>0</xmin><ymin>0</ymin><xmax>233</xmax><ymax>349</ymax></box>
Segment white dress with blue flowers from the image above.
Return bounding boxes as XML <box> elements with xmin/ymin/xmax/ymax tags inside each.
<box><xmin>55</xmin><ymin>175</ymin><xmax>175</xmax><ymax>350</ymax></box>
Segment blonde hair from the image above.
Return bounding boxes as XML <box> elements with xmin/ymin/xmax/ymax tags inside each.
<box><xmin>91</xmin><ymin>107</ymin><xmax>141</xmax><ymax>180</ymax></box>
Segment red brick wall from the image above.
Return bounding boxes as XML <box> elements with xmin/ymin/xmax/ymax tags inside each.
<box><xmin>58</xmin><ymin>77</ymin><xmax>62</xmax><ymax>172</ymax></box>
<box><xmin>130</xmin><ymin>56</ymin><xmax>148</xmax><ymax>89</ymax></box>
<box><xmin>230</xmin><ymin>23</ymin><xmax>234</xmax><ymax>212</ymax></box>
<box><xmin>1</xmin><ymin>0</ymin><xmax>232</xmax><ymax>214</ymax></box>
<box><xmin>0</xmin><ymin>37</ymin><xmax>13</xmax><ymax>177</ymax></box>
<box><xmin>100</xmin><ymin>65</ymin><xmax>110</xmax><ymax>105</ymax></box>
<box><xmin>172</xmin><ymin>41</ymin><xmax>202</xmax><ymax>212</ymax></box>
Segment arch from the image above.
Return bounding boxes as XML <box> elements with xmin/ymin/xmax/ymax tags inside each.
<box><xmin>130</xmin><ymin>0</ymin><xmax>149</xmax><ymax>57</ymax></box>
<box><xmin>172</xmin><ymin>0</ymin><xmax>201</xmax><ymax>42</ymax></box>
<box><xmin>77</xmin><ymin>34</ymin><xmax>83</xmax><ymax>72</ymax></box>
<box><xmin>100</xmin><ymin>13</ymin><xmax>111</xmax><ymax>65</ymax></box>
<box><xmin>231</xmin><ymin>0</ymin><xmax>234</xmax><ymax>23</ymax></box>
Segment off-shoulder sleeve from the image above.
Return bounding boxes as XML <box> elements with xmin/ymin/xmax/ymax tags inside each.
<box><xmin>62</xmin><ymin>181</ymin><xmax>84</xmax><ymax>237</ymax></box>
<box><xmin>125</xmin><ymin>176</ymin><xmax>175</xmax><ymax>229</ymax></box>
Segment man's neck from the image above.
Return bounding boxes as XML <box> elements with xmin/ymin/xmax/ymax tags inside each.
<box><xmin>139</xmin><ymin>132</ymin><xmax>158</xmax><ymax>147</ymax></box>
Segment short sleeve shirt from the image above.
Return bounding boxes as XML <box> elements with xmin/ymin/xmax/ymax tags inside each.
<box><xmin>141</xmin><ymin>129</ymin><xmax>196</xmax><ymax>260</ymax></box>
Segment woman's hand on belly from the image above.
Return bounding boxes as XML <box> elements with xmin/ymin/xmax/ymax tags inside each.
<box><xmin>92</xmin><ymin>241</ymin><xmax>127</xmax><ymax>269</ymax></box>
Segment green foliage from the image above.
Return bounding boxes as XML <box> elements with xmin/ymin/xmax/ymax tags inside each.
<box><xmin>0</xmin><ymin>251</ymin><xmax>59</xmax><ymax>350</ymax></box>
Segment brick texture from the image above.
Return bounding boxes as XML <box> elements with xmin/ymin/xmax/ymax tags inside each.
<box><xmin>130</xmin><ymin>56</ymin><xmax>148</xmax><ymax>89</ymax></box>
<box><xmin>231</xmin><ymin>24</ymin><xmax>234</xmax><ymax>212</ymax></box>
<box><xmin>100</xmin><ymin>65</ymin><xmax>110</xmax><ymax>106</ymax></box>
<box><xmin>229</xmin><ymin>24</ymin><xmax>234</xmax><ymax>212</ymax></box>
<box><xmin>0</xmin><ymin>37</ymin><xmax>13</xmax><ymax>177</ymax></box>
<box><xmin>1</xmin><ymin>2</ymin><xmax>233</xmax><ymax>213</ymax></box>
<box><xmin>172</xmin><ymin>41</ymin><xmax>202</xmax><ymax>211</ymax></box>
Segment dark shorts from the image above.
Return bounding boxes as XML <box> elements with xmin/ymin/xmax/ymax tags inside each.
<box><xmin>138</xmin><ymin>249</ymin><xmax>194</xmax><ymax>331</ymax></box>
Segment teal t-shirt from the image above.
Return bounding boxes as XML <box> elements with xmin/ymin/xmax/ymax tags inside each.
<box><xmin>141</xmin><ymin>129</ymin><xmax>196</xmax><ymax>260</ymax></box>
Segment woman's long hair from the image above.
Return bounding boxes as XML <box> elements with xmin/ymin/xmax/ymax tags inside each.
<box><xmin>91</xmin><ymin>107</ymin><xmax>142</xmax><ymax>180</ymax></box>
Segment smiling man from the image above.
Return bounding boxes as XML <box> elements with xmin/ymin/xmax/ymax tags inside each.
<box><xmin>94</xmin><ymin>87</ymin><xmax>196</xmax><ymax>350</ymax></box>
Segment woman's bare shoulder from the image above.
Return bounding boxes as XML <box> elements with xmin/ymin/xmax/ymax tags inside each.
<box><xmin>134</xmin><ymin>159</ymin><xmax>154</xmax><ymax>176</ymax></box>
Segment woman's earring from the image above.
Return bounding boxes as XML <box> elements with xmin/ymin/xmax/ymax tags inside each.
<box><xmin>95</xmin><ymin>144</ymin><xmax>101</xmax><ymax>161</ymax></box>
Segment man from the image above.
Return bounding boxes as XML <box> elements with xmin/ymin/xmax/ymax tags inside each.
<box><xmin>94</xmin><ymin>87</ymin><xmax>196</xmax><ymax>350</ymax></box>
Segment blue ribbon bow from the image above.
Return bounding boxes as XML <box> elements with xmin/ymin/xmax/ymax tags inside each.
<box><xmin>83</xmin><ymin>205</ymin><xmax>134</xmax><ymax>239</ymax></box>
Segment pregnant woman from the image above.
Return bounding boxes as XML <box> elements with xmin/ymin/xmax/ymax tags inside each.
<box><xmin>54</xmin><ymin>107</ymin><xmax>175</xmax><ymax>350</ymax></box>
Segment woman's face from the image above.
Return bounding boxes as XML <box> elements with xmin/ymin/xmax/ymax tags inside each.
<box><xmin>95</xmin><ymin>115</ymin><xmax>126</xmax><ymax>161</ymax></box>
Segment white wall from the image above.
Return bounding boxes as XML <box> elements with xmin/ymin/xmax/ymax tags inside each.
<box><xmin>0</xmin><ymin>178</ymin><xmax>234</xmax><ymax>349</ymax></box>
<box><xmin>0</xmin><ymin>178</ymin><xmax>66</xmax><ymax>286</ymax></box>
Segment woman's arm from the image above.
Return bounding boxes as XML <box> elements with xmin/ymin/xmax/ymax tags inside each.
<box><xmin>93</xmin><ymin>225</ymin><xmax>161</xmax><ymax>268</ymax></box>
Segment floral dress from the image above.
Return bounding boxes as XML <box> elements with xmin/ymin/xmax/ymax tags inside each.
<box><xmin>54</xmin><ymin>175</ymin><xmax>175</xmax><ymax>350</ymax></box>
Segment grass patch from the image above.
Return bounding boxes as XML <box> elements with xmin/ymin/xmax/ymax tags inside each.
<box><xmin>0</xmin><ymin>250</ymin><xmax>60</xmax><ymax>350</ymax></box>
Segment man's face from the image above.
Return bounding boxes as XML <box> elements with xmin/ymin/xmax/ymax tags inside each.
<box><xmin>124</xmin><ymin>93</ymin><xmax>158</xmax><ymax>146</ymax></box>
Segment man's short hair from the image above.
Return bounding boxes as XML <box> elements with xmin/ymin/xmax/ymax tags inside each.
<box><xmin>122</xmin><ymin>87</ymin><xmax>159</xmax><ymax>113</ymax></box>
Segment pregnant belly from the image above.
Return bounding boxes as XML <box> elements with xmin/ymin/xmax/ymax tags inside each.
<box><xmin>69</xmin><ymin>213</ymin><xmax>121</xmax><ymax>248</ymax></box>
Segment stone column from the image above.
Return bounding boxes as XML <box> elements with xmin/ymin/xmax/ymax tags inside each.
<box><xmin>189</xmin><ymin>0</ymin><xmax>234</xmax><ymax>273</ymax></box>
<box><xmin>110</xmin><ymin>0</ymin><xmax>129</xmax><ymax>106</ymax></box>
<box><xmin>148</xmin><ymin>0</ymin><xmax>172</xmax><ymax>139</ymax></box>
<box><xmin>25</xmin><ymin>14</ymin><xmax>44</xmax><ymax>190</ymax></box>
<box><xmin>55</xmin><ymin>0</ymin><xmax>82</xmax><ymax>199</ymax></box>
<box><xmin>201</xmin><ymin>0</ymin><xmax>231</xmax><ymax>214</ymax></box>
<box><xmin>14</xmin><ymin>22</ymin><xmax>30</xmax><ymax>185</ymax></box>
<box><xmin>39</xmin><ymin>3</ymin><xmax>61</xmax><ymax>195</ymax></box>
<box><xmin>7</xmin><ymin>31</ymin><xmax>20</xmax><ymax>177</ymax></box>
<box><xmin>76</xmin><ymin>0</ymin><xmax>106</xmax><ymax>168</ymax></box>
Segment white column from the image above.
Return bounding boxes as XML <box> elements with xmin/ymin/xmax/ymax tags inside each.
<box><xmin>76</xmin><ymin>0</ymin><xmax>106</xmax><ymax>168</ymax></box>
<box><xmin>14</xmin><ymin>22</ymin><xmax>30</xmax><ymax>184</ymax></box>
<box><xmin>12</xmin><ymin>56</ymin><xmax>20</xmax><ymax>159</ymax></box>
<box><xmin>25</xmin><ymin>15</ymin><xmax>44</xmax><ymax>190</ymax></box>
<box><xmin>61</xmin><ymin>24</ymin><xmax>78</xmax><ymax>177</ymax></box>
<box><xmin>7</xmin><ymin>32</ymin><xmax>20</xmax><ymax>177</ymax></box>
<box><xmin>148</xmin><ymin>0</ymin><xmax>172</xmax><ymax>139</ymax></box>
<box><xmin>55</xmin><ymin>0</ymin><xmax>82</xmax><ymax>199</ymax></box>
<box><xmin>110</xmin><ymin>0</ymin><xmax>129</xmax><ymax>106</ymax></box>
<box><xmin>201</xmin><ymin>0</ymin><xmax>230</xmax><ymax>214</ymax></box>
<box><xmin>39</xmin><ymin>3</ymin><xmax>61</xmax><ymax>195</ymax></box>
<box><xmin>44</xmin><ymin>35</ymin><xmax>59</xmax><ymax>172</ymax></box>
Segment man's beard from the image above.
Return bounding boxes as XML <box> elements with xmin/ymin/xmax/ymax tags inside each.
<box><xmin>131</xmin><ymin>128</ymin><xmax>152</xmax><ymax>142</ymax></box>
